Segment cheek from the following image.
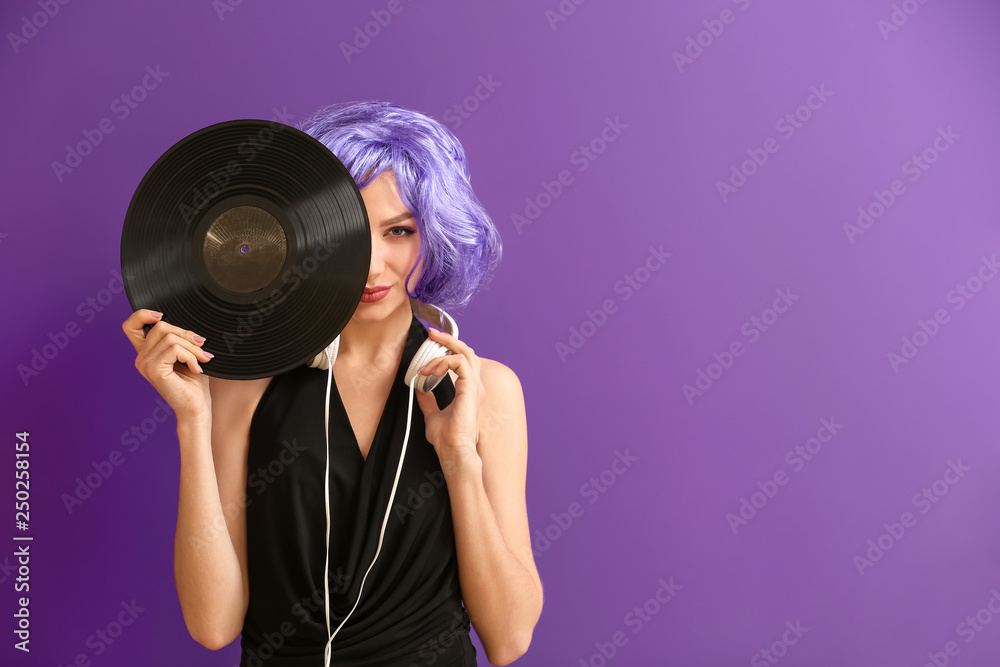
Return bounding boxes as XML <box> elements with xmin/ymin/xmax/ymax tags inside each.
<box><xmin>400</xmin><ymin>252</ymin><xmax>422</xmax><ymax>291</ymax></box>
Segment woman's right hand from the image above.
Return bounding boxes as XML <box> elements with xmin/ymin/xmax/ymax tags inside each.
<box><xmin>122</xmin><ymin>309</ymin><xmax>215</xmax><ymax>421</ymax></box>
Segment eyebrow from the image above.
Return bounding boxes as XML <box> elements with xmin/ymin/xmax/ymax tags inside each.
<box><xmin>378</xmin><ymin>212</ymin><xmax>415</xmax><ymax>227</ymax></box>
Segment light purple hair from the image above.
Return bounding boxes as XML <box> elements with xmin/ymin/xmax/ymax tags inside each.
<box><xmin>297</xmin><ymin>101</ymin><xmax>502</xmax><ymax>312</ymax></box>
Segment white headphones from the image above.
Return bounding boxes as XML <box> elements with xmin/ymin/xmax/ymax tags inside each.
<box><xmin>307</xmin><ymin>298</ymin><xmax>458</xmax><ymax>393</ymax></box>
<box><xmin>305</xmin><ymin>298</ymin><xmax>458</xmax><ymax>667</ymax></box>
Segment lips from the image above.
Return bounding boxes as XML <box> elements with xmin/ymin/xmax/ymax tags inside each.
<box><xmin>360</xmin><ymin>285</ymin><xmax>391</xmax><ymax>302</ymax></box>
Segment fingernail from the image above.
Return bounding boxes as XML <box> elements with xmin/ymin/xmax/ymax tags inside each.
<box><xmin>193</xmin><ymin>335</ymin><xmax>206</xmax><ymax>343</ymax></box>
<box><xmin>204</xmin><ymin>351</ymin><xmax>214</xmax><ymax>358</ymax></box>
<box><xmin>152</xmin><ymin>311</ymin><xmax>163</xmax><ymax>317</ymax></box>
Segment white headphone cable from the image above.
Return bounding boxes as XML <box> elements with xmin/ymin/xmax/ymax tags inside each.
<box><xmin>322</xmin><ymin>353</ymin><xmax>419</xmax><ymax>667</ymax></box>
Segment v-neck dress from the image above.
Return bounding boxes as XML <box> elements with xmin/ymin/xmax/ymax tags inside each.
<box><xmin>240</xmin><ymin>313</ymin><xmax>477</xmax><ymax>666</ymax></box>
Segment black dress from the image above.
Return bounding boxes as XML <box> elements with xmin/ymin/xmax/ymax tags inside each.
<box><xmin>241</xmin><ymin>313</ymin><xmax>478</xmax><ymax>666</ymax></box>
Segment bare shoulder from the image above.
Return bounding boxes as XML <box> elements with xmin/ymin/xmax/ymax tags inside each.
<box><xmin>445</xmin><ymin>356</ymin><xmax>521</xmax><ymax>387</ymax></box>
<box><xmin>441</xmin><ymin>356</ymin><xmax>528</xmax><ymax>464</ymax></box>
<box><xmin>479</xmin><ymin>357</ymin><xmax>523</xmax><ymax>402</ymax></box>
<box><xmin>473</xmin><ymin>357</ymin><xmax>525</xmax><ymax>445</ymax></box>
<box><xmin>478</xmin><ymin>357</ymin><xmax>520</xmax><ymax>384</ymax></box>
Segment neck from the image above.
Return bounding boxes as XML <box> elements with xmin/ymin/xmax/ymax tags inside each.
<box><xmin>335</xmin><ymin>299</ymin><xmax>413</xmax><ymax>367</ymax></box>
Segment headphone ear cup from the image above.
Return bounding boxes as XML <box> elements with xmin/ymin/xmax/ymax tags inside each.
<box><xmin>404</xmin><ymin>340</ymin><xmax>451</xmax><ymax>392</ymax></box>
<box><xmin>307</xmin><ymin>335</ymin><xmax>339</xmax><ymax>370</ymax></box>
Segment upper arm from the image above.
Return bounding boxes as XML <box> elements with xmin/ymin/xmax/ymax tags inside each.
<box><xmin>207</xmin><ymin>375</ymin><xmax>272</xmax><ymax>620</ymax></box>
<box><xmin>473</xmin><ymin>360</ymin><xmax>544</xmax><ymax>602</ymax></box>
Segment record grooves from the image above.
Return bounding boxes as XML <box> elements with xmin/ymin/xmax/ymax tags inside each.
<box><xmin>121</xmin><ymin>119</ymin><xmax>371</xmax><ymax>380</ymax></box>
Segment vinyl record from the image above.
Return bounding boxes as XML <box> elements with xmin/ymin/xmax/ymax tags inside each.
<box><xmin>120</xmin><ymin>118</ymin><xmax>371</xmax><ymax>380</ymax></box>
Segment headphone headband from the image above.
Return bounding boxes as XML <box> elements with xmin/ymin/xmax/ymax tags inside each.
<box><xmin>306</xmin><ymin>298</ymin><xmax>457</xmax><ymax>371</ymax></box>
<box><xmin>408</xmin><ymin>298</ymin><xmax>458</xmax><ymax>340</ymax></box>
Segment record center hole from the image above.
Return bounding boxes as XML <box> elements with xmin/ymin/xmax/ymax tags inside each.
<box><xmin>202</xmin><ymin>206</ymin><xmax>287</xmax><ymax>293</ymax></box>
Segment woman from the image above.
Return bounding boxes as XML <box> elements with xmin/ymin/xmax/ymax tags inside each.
<box><xmin>121</xmin><ymin>101</ymin><xmax>543</xmax><ymax>666</ymax></box>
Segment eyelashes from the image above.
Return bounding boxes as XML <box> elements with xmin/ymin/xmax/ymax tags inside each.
<box><xmin>387</xmin><ymin>226</ymin><xmax>417</xmax><ymax>238</ymax></box>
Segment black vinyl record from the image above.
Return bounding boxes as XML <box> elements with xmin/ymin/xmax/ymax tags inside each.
<box><xmin>120</xmin><ymin>118</ymin><xmax>371</xmax><ymax>380</ymax></box>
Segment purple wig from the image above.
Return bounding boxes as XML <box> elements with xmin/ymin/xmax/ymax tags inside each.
<box><xmin>297</xmin><ymin>101</ymin><xmax>502</xmax><ymax>312</ymax></box>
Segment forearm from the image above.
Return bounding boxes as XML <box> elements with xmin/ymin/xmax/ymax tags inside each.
<box><xmin>442</xmin><ymin>451</ymin><xmax>542</xmax><ymax>663</ymax></box>
<box><xmin>174</xmin><ymin>415</ymin><xmax>246</xmax><ymax>648</ymax></box>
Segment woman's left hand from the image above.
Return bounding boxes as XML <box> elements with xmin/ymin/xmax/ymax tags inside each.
<box><xmin>412</xmin><ymin>327</ymin><xmax>484</xmax><ymax>465</ymax></box>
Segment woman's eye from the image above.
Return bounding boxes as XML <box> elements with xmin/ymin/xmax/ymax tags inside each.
<box><xmin>388</xmin><ymin>227</ymin><xmax>416</xmax><ymax>238</ymax></box>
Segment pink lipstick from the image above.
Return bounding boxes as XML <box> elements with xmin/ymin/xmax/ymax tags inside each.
<box><xmin>361</xmin><ymin>285</ymin><xmax>391</xmax><ymax>303</ymax></box>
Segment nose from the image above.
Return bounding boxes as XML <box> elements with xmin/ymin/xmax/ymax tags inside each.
<box><xmin>368</xmin><ymin>231</ymin><xmax>385</xmax><ymax>280</ymax></box>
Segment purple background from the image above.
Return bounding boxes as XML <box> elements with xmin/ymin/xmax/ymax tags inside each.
<box><xmin>3</xmin><ymin>0</ymin><xmax>1000</xmax><ymax>665</ymax></box>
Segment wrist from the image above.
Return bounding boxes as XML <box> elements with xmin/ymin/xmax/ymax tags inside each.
<box><xmin>439</xmin><ymin>446</ymin><xmax>482</xmax><ymax>480</ymax></box>
<box><xmin>177</xmin><ymin>411</ymin><xmax>211</xmax><ymax>437</ymax></box>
